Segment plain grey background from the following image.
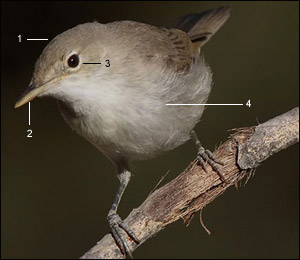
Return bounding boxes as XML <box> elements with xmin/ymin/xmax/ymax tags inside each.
<box><xmin>1</xmin><ymin>1</ymin><xmax>299</xmax><ymax>259</ymax></box>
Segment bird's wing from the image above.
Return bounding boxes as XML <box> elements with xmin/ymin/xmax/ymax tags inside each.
<box><xmin>159</xmin><ymin>27</ymin><xmax>194</xmax><ymax>72</ymax></box>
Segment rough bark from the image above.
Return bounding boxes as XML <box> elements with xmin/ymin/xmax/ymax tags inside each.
<box><xmin>80</xmin><ymin>107</ymin><xmax>299</xmax><ymax>259</ymax></box>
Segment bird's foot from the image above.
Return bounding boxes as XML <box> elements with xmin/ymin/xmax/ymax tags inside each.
<box><xmin>107</xmin><ymin>210</ymin><xmax>139</xmax><ymax>258</ymax></box>
<box><xmin>196</xmin><ymin>146</ymin><xmax>227</xmax><ymax>184</ymax></box>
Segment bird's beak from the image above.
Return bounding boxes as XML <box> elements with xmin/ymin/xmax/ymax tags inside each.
<box><xmin>14</xmin><ymin>78</ymin><xmax>56</xmax><ymax>108</ymax></box>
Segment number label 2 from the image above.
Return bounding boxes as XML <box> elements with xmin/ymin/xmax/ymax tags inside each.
<box><xmin>27</xmin><ymin>129</ymin><xmax>32</xmax><ymax>138</ymax></box>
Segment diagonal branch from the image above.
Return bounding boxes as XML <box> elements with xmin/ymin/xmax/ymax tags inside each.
<box><xmin>80</xmin><ymin>107</ymin><xmax>299</xmax><ymax>259</ymax></box>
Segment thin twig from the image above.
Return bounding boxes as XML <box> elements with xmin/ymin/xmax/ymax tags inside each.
<box><xmin>148</xmin><ymin>170</ymin><xmax>170</xmax><ymax>196</ymax></box>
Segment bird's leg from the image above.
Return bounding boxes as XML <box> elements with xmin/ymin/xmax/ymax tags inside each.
<box><xmin>191</xmin><ymin>130</ymin><xmax>227</xmax><ymax>183</ymax></box>
<box><xmin>107</xmin><ymin>169</ymin><xmax>139</xmax><ymax>257</ymax></box>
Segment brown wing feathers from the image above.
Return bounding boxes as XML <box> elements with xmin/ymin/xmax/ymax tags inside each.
<box><xmin>158</xmin><ymin>7</ymin><xmax>230</xmax><ymax>72</ymax></box>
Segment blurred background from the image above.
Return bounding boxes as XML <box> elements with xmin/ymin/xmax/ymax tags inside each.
<box><xmin>1</xmin><ymin>1</ymin><xmax>299</xmax><ymax>259</ymax></box>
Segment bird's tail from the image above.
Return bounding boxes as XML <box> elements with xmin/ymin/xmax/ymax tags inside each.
<box><xmin>172</xmin><ymin>6</ymin><xmax>230</xmax><ymax>49</ymax></box>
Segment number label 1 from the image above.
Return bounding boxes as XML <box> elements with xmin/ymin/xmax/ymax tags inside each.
<box><xmin>27</xmin><ymin>129</ymin><xmax>32</xmax><ymax>138</ymax></box>
<box><xmin>18</xmin><ymin>34</ymin><xmax>21</xmax><ymax>42</ymax></box>
<box><xmin>246</xmin><ymin>99</ymin><xmax>251</xmax><ymax>108</ymax></box>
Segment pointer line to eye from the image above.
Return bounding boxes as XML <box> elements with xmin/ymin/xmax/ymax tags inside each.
<box><xmin>83</xmin><ymin>62</ymin><xmax>102</xmax><ymax>64</ymax></box>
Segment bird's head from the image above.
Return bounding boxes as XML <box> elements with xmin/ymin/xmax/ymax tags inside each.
<box><xmin>15</xmin><ymin>22</ymin><xmax>109</xmax><ymax>108</ymax></box>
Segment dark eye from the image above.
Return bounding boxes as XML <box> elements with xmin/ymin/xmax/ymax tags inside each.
<box><xmin>67</xmin><ymin>54</ymin><xmax>79</xmax><ymax>68</ymax></box>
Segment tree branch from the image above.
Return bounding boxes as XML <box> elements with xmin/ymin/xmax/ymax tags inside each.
<box><xmin>80</xmin><ymin>107</ymin><xmax>299</xmax><ymax>259</ymax></box>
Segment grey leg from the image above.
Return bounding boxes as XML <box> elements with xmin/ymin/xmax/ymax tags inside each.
<box><xmin>191</xmin><ymin>130</ymin><xmax>227</xmax><ymax>183</ymax></box>
<box><xmin>107</xmin><ymin>170</ymin><xmax>139</xmax><ymax>257</ymax></box>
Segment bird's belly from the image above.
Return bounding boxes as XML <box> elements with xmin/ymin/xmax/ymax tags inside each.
<box><xmin>80</xmin><ymin>116</ymin><xmax>190</xmax><ymax>161</ymax></box>
<box><xmin>58</xmin><ymin>100</ymin><xmax>196</xmax><ymax>162</ymax></box>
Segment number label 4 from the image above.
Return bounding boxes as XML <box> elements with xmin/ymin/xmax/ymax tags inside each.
<box><xmin>246</xmin><ymin>99</ymin><xmax>251</xmax><ymax>107</ymax></box>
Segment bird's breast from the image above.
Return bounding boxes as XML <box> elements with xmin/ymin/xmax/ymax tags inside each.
<box><xmin>56</xmin><ymin>59</ymin><xmax>212</xmax><ymax>163</ymax></box>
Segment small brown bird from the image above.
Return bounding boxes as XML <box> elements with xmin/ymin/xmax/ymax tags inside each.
<box><xmin>15</xmin><ymin>6</ymin><xmax>230</xmax><ymax>256</ymax></box>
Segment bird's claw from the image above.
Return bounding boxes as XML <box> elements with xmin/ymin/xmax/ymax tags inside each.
<box><xmin>107</xmin><ymin>211</ymin><xmax>139</xmax><ymax>257</ymax></box>
<box><xmin>196</xmin><ymin>147</ymin><xmax>227</xmax><ymax>183</ymax></box>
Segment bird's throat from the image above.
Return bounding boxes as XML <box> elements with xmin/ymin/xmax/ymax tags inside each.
<box><xmin>57</xmin><ymin>100</ymin><xmax>80</xmax><ymax>120</ymax></box>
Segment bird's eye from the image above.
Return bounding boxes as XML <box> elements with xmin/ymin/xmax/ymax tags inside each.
<box><xmin>67</xmin><ymin>54</ymin><xmax>80</xmax><ymax>68</ymax></box>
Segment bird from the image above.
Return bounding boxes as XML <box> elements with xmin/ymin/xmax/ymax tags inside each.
<box><xmin>15</xmin><ymin>6</ymin><xmax>230</xmax><ymax>257</ymax></box>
